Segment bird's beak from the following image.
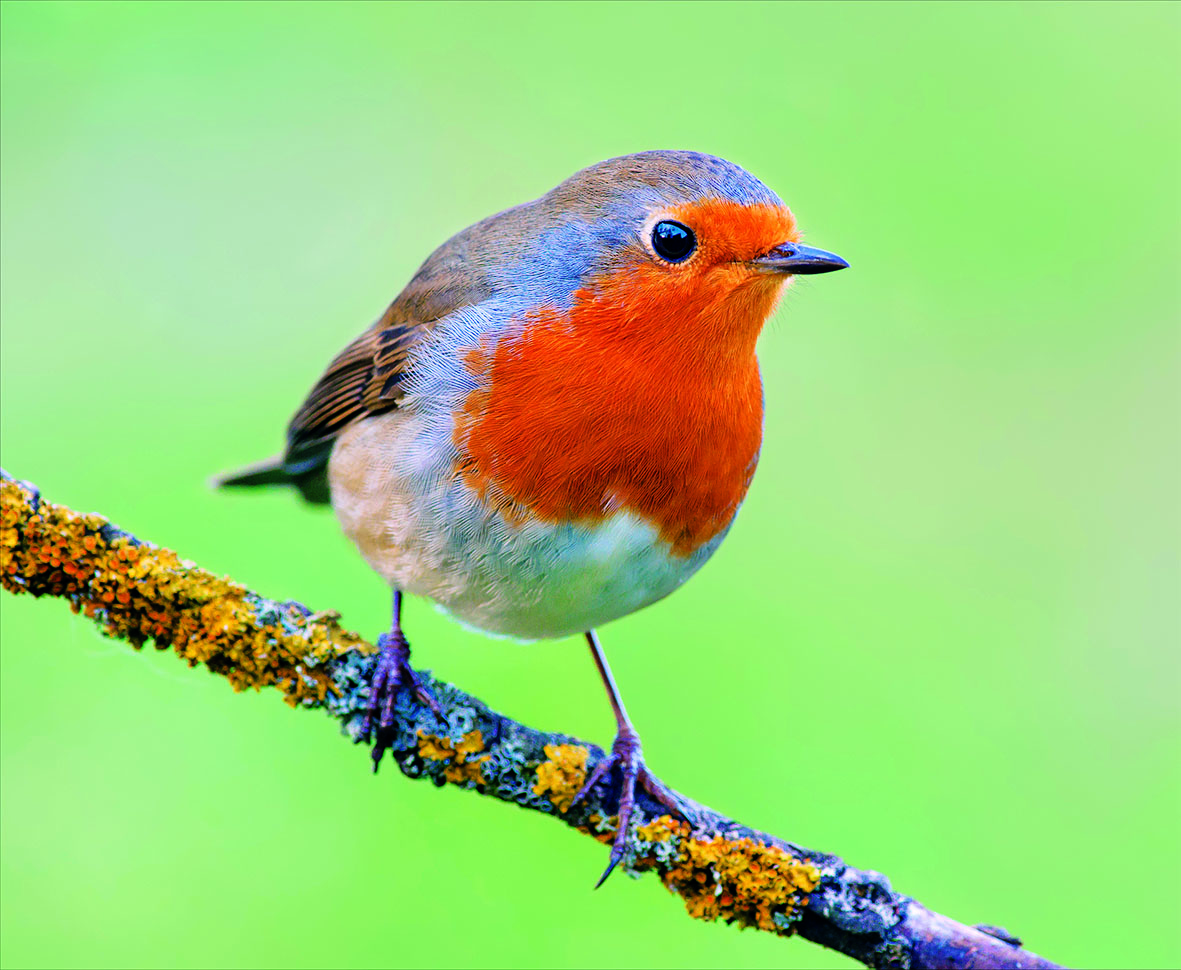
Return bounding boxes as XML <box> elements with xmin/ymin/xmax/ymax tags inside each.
<box><xmin>751</xmin><ymin>242</ymin><xmax>849</xmax><ymax>275</ymax></box>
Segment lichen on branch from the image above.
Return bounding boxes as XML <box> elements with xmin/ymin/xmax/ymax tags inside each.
<box><xmin>0</xmin><ymin>474</ymin><xmax>362</xmax><ymax>704</ymax></box>
<box><xmin>0</xmin><ymin>471</ymin><xmax>1063</xmax><ymax>970</ymax></box>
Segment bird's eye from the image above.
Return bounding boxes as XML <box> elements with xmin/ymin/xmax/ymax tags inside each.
<box><xmin>651</xmin><ymin>220</ymin><xmax>696</xmax><ymax>263</ymax></box>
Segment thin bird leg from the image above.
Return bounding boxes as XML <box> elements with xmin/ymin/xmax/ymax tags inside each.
<box><xmin>364</xmin><ymin>589</ymin><xmax>443</xmax><ymax>771</ymax></box>
<box><xmin>571</xmin><ymin>630</ymin><xmax>695</xmax><ymax>887</ymax></box>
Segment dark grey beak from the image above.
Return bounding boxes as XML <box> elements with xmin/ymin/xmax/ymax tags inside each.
<box><xmin>753</xmin><ymin>242</ymin><xmax>849</xmax><ymax>275</ymax></box>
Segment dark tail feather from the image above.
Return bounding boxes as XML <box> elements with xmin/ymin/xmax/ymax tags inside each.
<box><xmin>211</xmin><ymin>456</ymin><xmax>292</xmax><ymax>489</ymax></box>
<box><xmin>211</xmin><ymin>454</ymin><xmax>331</xmax><ymax>504</ymax></box>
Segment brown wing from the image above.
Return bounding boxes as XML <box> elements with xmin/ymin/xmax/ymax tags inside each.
<box><xmin>216</xmin><ymin>309</ymin><xmax>438</xmax><ymax>503</ymax></box>
<box><xmin>277</xmin><ymin>235</ymin><xmax>502</xmax><ymax>501</ymax></box>
<box><xmin>217</xmin><ymin>201</ymin><xmax>512</xmax><ymax>502</ymax></box>
<box><xmin>276</xmin><ymin>307</ymin><xmax>432</xmax><ymax>501</ymax></box>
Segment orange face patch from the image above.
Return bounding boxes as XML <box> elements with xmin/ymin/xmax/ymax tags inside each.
<box><xmin>666</xmin><ymin>199</ymin><xmax>799</xmax><ymax>268</ymax></box>
<box><xmin>453</xmin><ymin>200</ymin><xmax>797</xmax><ymax>556</ymax></box>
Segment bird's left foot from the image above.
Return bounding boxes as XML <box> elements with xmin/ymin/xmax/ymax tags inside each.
<box><xmin>363</xmin><ymin>630</ymin><xmax>444</xmax><ymax>772</ymax></box>
<box><xmin>571</xmin><ymin>724</ymin><xmax>695</xmax><ymax>886</ymax></box>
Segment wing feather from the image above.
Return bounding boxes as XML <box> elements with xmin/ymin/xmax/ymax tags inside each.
<box><xmin>218</xmin><ymin>202</ymin><xmax>505</xmax><ymax>502</ymax></box>
<box><xmin>277</xmin><ymin>310</ymin><xmax>434</xmax><ymax>501</ymax></box>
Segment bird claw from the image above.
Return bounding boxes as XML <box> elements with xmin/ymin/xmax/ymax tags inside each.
<box><xmin>570</xmin><ymin>724</ymin><xmax>693</xmax><ymax>887</ymax></box>
<box><xmin>363</xmin><ymin>630</ymin><xmax>444</xmax><ymax>772</ymax></box>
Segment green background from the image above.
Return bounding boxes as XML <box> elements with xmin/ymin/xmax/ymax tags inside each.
<box><xmin>2</xmin><ymin>2</ymin><xmax>1178</xmax><ymax>968</ymax></box>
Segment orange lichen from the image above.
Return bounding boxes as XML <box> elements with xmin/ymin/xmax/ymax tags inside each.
<box><xmin>637</xmin><ymin>817</ymin><xmax>677</xmax><ymax>842</ymax></box>
<box><xmin>416</xmin><ymin>729</ymin><xmax>490</xmax><ymax>785</ymax></box>
<box><xmin>532</xmin><ymin>743</ymin><xmax>589</xmax><ymax>813</ymax></box>
<box><xmin>0</xmin><ymin>477</ymin><xmax>367</xmax><ymax>706</ymax></box>
<box><xmin>635</xmin><ymin>816</ymin><xmax>820</xmax><ymax>934</ymax></box>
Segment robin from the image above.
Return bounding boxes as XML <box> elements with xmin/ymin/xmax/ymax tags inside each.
<box><xmin>217</xmin><ymin>150</ymin><xmax>848</xmax><ymax>882</ymax></box>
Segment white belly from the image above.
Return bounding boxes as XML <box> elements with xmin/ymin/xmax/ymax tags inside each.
<box><xmin>327</xmin><ymin>410</ymin><xmax>726</xmax><ymax>640</ymax></box>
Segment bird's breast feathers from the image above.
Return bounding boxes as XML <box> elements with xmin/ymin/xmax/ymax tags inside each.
<box><xmin>453</xmin><ymin>296</ymin><xmax>765</xmax><ymax>557</ymax></box>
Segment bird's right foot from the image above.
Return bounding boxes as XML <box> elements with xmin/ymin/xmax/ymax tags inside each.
<box><xmin>363</xmin><ymin>630</ymin><xmax>443</xmax><ymax>772</ymax></box>
<box><xmin>570</xmin><ymin>723</ymin><xmax>698</xmax><ymax>887</ymax></box>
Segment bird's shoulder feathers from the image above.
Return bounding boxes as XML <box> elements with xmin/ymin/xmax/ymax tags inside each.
<box><xmin>272</xmin><ymin>228</ymin><xmax>506</xmax><ymax>500</ymax></box>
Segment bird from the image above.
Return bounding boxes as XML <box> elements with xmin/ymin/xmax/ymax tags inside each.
<box><xmin>216</xmin><ymin>150</ymin><xmax>847</xmax><ymax>883</ymax></box>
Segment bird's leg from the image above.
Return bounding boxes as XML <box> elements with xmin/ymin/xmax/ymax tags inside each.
<box><xmin>364</xmin><ymin>590</ymin><xmax>443</xmax><ymax>772</ymax></box>
<box><xmin>571</xmin><ymin>630</ymin><xmax>696</xmax><ymax>887</ymax></box>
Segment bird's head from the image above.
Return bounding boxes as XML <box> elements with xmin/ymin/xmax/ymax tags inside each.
<box><xmin>493</xmin><ymin>150</ymin><xmax>848</xmax><ymax>363</ymax></box>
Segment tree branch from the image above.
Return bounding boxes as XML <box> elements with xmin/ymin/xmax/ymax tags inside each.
<box><xmin>0</xmin><ymin>471</ymin><xmax>1063</xmax><ymax>970</ymax></box>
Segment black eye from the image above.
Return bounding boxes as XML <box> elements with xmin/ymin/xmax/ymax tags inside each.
<box><xmin>651</xmin><ymin>220</ymin><xmax>696</xmax><ymax>262</ymax></box>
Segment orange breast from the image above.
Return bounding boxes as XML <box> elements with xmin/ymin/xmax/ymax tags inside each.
<box><xmin>453</xmin><ymin>249</ymin><xmax>787</xmax><ymax>556</ymax></box>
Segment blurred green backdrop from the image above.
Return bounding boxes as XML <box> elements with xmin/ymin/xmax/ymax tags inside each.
<box><xmin>1</xmin><ymin>2</ymin><xmax>1178</xmax><ymax>968</ymax></box>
